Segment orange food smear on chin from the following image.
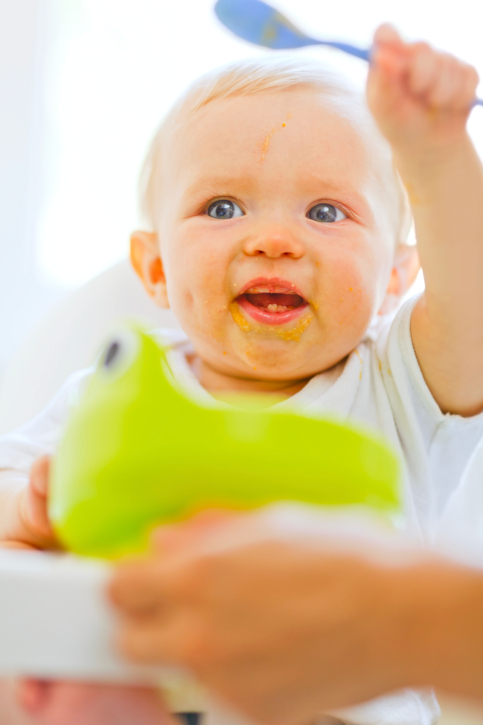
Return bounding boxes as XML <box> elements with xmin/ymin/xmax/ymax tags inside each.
<box><xmin>274</xmin><ymin>313</ymin><xmax>312</xmax><ymax>341</ymax></box>
<box><xmin>230</xmin><ymin>301</ymin><xmax>312</xmax><ymax>341</ymax></box>
<box><xmin>230</xmin><ymin>302</ymin><xmax>251</xmax><ymax>331</ymax></box>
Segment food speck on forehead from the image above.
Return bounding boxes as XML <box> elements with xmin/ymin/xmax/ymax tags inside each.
<box><xmin>260</xmin><ymin>112</ymin><xmax>293</xmax><ymax>162</ymax></box>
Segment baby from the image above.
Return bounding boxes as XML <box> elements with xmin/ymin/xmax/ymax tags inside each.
<box><xmin>0</xmin><ymin>22</ymin><xmax>483</xmax><ymax>725</ymax></box>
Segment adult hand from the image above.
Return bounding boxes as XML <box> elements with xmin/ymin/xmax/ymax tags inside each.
<box><xmin>110</xmin><ymin>507</ymin><xmax>483</xmax><ymax>725</ymax></box>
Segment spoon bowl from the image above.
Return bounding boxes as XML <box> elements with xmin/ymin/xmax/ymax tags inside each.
<box><xmin>214</xmin><ymin>0</ymin><xmax>370</xmax><ymax>60</ymax></box>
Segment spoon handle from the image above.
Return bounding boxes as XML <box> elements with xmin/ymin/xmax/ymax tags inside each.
<box><xmin>315</xmin><ymin>39</ymin><xmax>370</xmax><ymax>62</ymax></box>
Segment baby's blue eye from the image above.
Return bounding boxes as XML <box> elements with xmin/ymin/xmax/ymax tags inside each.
<box><xmin>207</xmin><ymin>199</ymin><xmax>244</xmax><ymax>220</ymax></box>
<box><xmin>307</xmin><ymin>203</ymin><xmax>346</xmax><ymax>223</ymax></box>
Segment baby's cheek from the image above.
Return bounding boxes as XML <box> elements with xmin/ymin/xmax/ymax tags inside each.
<box><xmin>166</xmin><ymin>249</ymin><xmax>202</xmax><ymax>315</ymax></box>
<box><xmin>168</xmin><ymin>268</ymin><xmax>229</xmax><ymax>343</ymax></box>
<box><xmin>323</xmin><ymin>266</ymin><xmax>376</xmax><ymax>338</ymax></box>
<box><xmin>336</xmin><ymin>286</ymin><xmax>368</xmax><ymax>327</ymax></box>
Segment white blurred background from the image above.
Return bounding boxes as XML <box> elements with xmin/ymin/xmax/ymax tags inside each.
<box><xmin>1</xmin><ymin>0</ymin><xmax>483</xmax><ymax>374</ymax></box>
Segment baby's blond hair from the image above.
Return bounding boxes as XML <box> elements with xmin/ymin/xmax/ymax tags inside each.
<box><xmin>139</xmin><ymin>56</ymin><xmax>412</xmax><ymax>244</ymax></box>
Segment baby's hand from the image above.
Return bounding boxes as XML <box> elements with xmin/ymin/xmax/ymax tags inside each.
<box><xmin>367</xmin><ymin>24</ymin><xmax>479</xmax><ymax>155</ymax></box>
<box><xmin>0</xmin><ymin>456</ymin><xmax>58</xmax><ymax>551</ymax></box>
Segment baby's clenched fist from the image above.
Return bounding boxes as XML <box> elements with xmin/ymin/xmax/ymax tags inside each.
<box><xmin>367</xmin><ymin>24</ymin><xmax>480</xmax><ymax>155</ymax></box>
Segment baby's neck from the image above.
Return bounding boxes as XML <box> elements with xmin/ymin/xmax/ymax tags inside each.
<box><xmin>190</xmin><ymin>356</ymin><xmax>311</xmax><ymax>404</ymax></box>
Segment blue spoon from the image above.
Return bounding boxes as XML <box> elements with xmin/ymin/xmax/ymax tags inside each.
<box><xmin>214</xmin><ymin>0</ymin><xmax>483</xmax><ymax>106</ymax></box>
<box><xmin>215</xmin><ymin>0</ymin><xmax>368</xmax><ymax>61</ymax></box>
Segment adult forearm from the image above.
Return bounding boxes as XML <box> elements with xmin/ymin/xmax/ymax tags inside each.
<box><xmin>383</xmin><ymin>557</ymin><xmax>483</xmax><ymax>702</ymax></box>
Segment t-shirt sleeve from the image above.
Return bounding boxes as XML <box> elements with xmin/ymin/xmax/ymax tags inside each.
<box><xmin>0</xmin><ymin>368</ymin><xmax>93</xmax><ymax>474</ymax></box>
<box><xmin>378</xmin><ymin>295</ymin><xmax>483</xmax><ymax>524</ymax></box>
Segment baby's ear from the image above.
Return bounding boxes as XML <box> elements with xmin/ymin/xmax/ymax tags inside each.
<box><xmin>130</xmin><ymin>231</ymin><xmax>169</xmax><ymax>308</ymax></box>
<box><xmin>378</xmin><ymin>244</ymin><xmax>420</xmax><ymax>316</ymax></box>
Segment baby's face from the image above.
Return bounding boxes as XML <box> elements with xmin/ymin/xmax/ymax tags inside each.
<box><xmin>156</xmin><ymin>89</ymin><xmax>397</xmax><ymax>381</ymax></box>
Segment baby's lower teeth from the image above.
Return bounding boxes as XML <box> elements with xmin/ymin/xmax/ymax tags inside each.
<box><xmin>267</xmin><ymin>304</ymin><xmax>290</xmax><ymax>312</ymax></box>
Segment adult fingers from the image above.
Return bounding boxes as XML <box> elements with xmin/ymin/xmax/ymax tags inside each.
<box><xmin>151</xmin><ymin>510</ymin><xmax>238</xmax><ymax>554</ymax></box>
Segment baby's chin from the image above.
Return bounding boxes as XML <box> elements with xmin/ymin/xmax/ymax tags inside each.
<box><xmin>217</xmin><ymin>329</ymin><xmax>333</xmax><ymax>382</ymax></box>
<box><xmin>183</xmin><ymin>308</ymin><xmax>356</xmax><ymax>382</ymax></box>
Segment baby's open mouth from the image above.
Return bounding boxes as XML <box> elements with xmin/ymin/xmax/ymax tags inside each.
<box><xmin>240</xmin><ymin>286</ymin><xmax>306</xmax><ymax>312</ymax></box>
<box><xmin>235</xmin><ymin>284</ymin><xmax>309</xmax><ymax>326</ymax></box>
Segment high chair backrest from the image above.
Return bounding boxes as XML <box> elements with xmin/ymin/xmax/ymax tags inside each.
<box><xmin>0</xmin><ymin>260</ymin><xmax>180</xmax><ymax>435</ymax></box>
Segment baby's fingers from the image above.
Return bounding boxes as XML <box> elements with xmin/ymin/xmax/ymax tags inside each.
<box><xmin>426</xmin><ymin>54</ymin><xmax>466</xmax><ymax>108</ymax></box>
<box><xmin>408</xmin><ymin>43</ymin><xmax>479</xmax><ymax>110</ymax></box>
<box><xmin>373</xmin><ymin>23</ymin><xmax>405</xmax><ymax>56</ymax></box>
<box><xmin>406</xmin><ymin>42</ymin><xmax>439</xmax><ymax>97</ymax></box>
<box><xmin>455</xmin><ymin>63</ymin><xmax>480</xmax><ymax>110</ymax></box>
<box><xmin>21</xmin><ymin>457</ymin><xmax>59</xmax><ymax>547</ymax></box>
<box><xmin>30</xmin><ymin>455</ymin><xmax>50</xmax><ymax>498</ymax></box>
<box><xmin>371</xmin><ymin>24</ymin><xmax>407</xmax><ymax>77</ymax></box>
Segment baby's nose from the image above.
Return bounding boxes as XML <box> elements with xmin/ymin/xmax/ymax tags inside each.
<box><xmin>243</xmin><ymin>225</ymin><xmax>304</xmax><ymax>259</ymax></box>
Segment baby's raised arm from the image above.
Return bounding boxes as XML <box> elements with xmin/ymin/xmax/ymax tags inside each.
<box><xmin>368</xmin><ymin>25</ymin><xmax>483</xmax><ymax>417</ymax></box>
<box><xmin>0</xmin><ymin>457</ymin><xmax>57</xmax><ymax>550</ymax></box>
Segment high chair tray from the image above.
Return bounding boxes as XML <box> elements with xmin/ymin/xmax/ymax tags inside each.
<box><xmin>0</xmin><ymin>550</ymin><xmax>178</xmax><ymax>684</ymax></box>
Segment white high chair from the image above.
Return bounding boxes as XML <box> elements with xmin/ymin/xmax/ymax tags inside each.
<box><xmin>0</xmin><ymin>259</ymin><xmax>180</xmax><ymax>436</ymax></box>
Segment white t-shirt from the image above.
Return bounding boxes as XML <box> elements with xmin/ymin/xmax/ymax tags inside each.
<box><xmin>1</xmin><ymin>294</ymin><xmax>483</xmax><ymax>725</ymax></box>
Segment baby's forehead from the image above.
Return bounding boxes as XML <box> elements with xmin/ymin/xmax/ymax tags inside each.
<box><xmin>168</xmin><ymin>89</ymin><xmax>388</xmax><ymax>180</ymax></box>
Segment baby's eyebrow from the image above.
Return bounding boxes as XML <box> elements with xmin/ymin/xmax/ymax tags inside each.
<box><xmin>184</xmin><ymin>175</ymin><xmax>254</xmax><ymax>198</ymax></box>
